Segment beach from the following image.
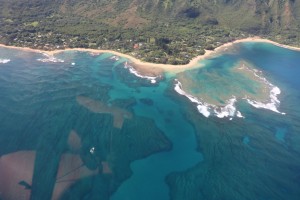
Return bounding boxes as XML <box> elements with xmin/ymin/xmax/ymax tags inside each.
<box><xmin>1</xmin><ymin>36</ymin><xmax>300</xmax><ymax>200</ymax></box>
<box><xmin>1</xmin><ymin>37</ymin><xmax>300</xmax><ymax>75</ymax></box>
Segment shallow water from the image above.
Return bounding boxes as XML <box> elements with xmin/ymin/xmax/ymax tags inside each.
<box><xmin>176</xmin><ymin>43</ymin><xmax>288</xmax><ymax>118</ymax></box>
<box><xmin>0</xmin><ymin>42</ymin><xmax>300</xmax><ymax>200</ymax></box>
<box><xmin>169</xmin><ymin>42</ymin><xmax>300</xmax><ymax>200</ymax></box>
<box><xmin>0</xmin><ymin>48</ymin><xmax>202</xmax><ymax>200</ymax></box>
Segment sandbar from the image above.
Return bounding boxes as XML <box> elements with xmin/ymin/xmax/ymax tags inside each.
<box><xmin>76</xmin><ymin>96</ymin><xmax>132</xmax><ymax>129</ymax></box>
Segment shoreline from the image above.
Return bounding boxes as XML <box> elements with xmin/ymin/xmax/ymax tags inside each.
<box><xmin>1</xmin><ymin>37</ymin><xmax>300</xmax><ymax>74</ymax></box>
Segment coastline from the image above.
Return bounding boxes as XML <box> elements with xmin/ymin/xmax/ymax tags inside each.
<box><xmin>1</xmin><ymin>37</ymin><xmax>300</xmax><ymax>74</ymax></box>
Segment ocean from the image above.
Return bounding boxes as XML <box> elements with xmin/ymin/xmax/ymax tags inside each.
<box><xmin>0</xmin><ymin>42</ymin><xmax>299</xmax><ymax>200</ymax></box>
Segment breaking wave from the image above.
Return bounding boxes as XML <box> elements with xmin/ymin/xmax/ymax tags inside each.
<box><xmin>110</xmin><ymin>55</ymin><xmax>120</xmax><ymax>61</ymax></box>
<box><xmin>246</xmin><ymin>86</ymin><xmax>284</xmax><ymax>114</ymax></box>
<box><xmin>0</xmin><ymin>59</ymin><xmax>11</xmax><ymax>64</ymax></box>
<box><xmin>124</xmin><ymin>62</ymin><xmax>159</xmax><ymax>84</ymax></box>
<box><xmin>174</xmin><ymin>64</ymin><xmax>285</xmax><ymax>119</ymax></box>
<box><xmin>242</xmin><ymin>65</ymin><xmax>285</xmax><ymax>115</ymax></box>
<box><xmin>37</xmin><ymin>53</ymin><xmax>64</xmax><ymax>63</ymax></box>
<box><xmin>174</xmin><ymin>80</ymin><xmax>244</xmax><ymax>119</ymax></box>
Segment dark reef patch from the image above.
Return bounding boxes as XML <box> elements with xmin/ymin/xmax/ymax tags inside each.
<box><xmin>139</xmin><ymin>98</ymin><xmax>154</xmax><ymax>106</ymax></box>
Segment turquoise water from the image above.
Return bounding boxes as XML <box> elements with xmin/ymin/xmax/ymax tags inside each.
<box><xmin>0</xmin><ymin>48</ymin><xmax>202</xmax><ymax>200</ymax></box>
<box><xmin>0</xmin><ymin>42</ymin><xmax>300</xmax><ymax>200</ymax></box>
<box><xmin>176</xmin><ymin>42</ymin><xmax>293</xmax><ymax>118</ymax></box>
<box><xmin>170</xmin><ymin>42</ymin><xmax>300</xmax><ymax>199</ymax></box>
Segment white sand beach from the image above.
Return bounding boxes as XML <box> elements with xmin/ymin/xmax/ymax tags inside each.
<box><xmin>1</xmin><ymin>37</ymin><xmax>299</xmax><ymax>75</ymax></box>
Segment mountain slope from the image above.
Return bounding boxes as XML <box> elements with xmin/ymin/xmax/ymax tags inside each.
<box><xmin>0</xmin><ymin>0</ymin><xmax>299</xmax><ymax>64</ymax></box>
<box><xmin>1</xmin><ymin>0</ymin><xmax>299</xmax><ymax>31</ymax></box>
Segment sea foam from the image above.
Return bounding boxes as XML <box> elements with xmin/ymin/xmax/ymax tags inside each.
<box><xmin>174</xmin><ymin>63</ymin><xmax>285</xmax><ymax>119</ymax></box>
<box><xmin>37</xmin><ymin>53</ymin><xmax>64</xmax><ymax>63</ymax></box>
<box><xmin>110</xmin><ymin>55</ymin><xmax>120</xmax><ymax>61</ymax></box>
<box><xmin>124</xmin><ymin>62</ymin><xmax>158</xmax><ymax>84</ymax></box>
<box><xmin>214</xmin><ymin>97</ymin><xmax>238</xmax><ymax>118</ymax></box>
<box><xmin>246</xmin><ymin>86</ymin><xmax>285</xmax><ymax>114</ymax></box>
<box><xmin>174</xmin><ymin>80</ymin><xmax>211</xmax><ymax>117</ymax></box>
<box><xmin>174</xmin><ymin>80</ymin><xmax>243</xmax><ymax>119</ymax></box>
<box><xmin>242</xmin><ymin>65</ymin><xmax>285</xmax><ymax>115</ymax></box>
<box><xmin>0</xmin><ymin>59</ymin><xmax>11</xmax><ymax>64</ymax></box>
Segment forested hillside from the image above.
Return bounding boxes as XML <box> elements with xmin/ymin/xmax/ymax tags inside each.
<box><xmin>0</xmin><ymin>0</ymin><xmax>299</xmax><ymax>64</ymax></box>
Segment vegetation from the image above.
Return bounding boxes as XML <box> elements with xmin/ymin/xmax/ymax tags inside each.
<box><xmin>0</xmin><ymin>0</ymin><xmax>300</xmax><ymax>64</ymax></box>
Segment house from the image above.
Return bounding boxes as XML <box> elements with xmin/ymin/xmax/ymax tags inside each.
<box><xmin>133</xmin><ymin>43</ymin><xmax>139</xmax><ymax>49</ymax></box>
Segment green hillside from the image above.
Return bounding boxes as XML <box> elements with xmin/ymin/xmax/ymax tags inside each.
<box><xmin>0</xmin><ymin>0</ymin><xmax>300</xmax><ymax>64</ymax></box>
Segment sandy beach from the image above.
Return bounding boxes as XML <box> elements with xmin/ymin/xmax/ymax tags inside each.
<box><xmin>1</xmin><ymin>37</ymin><xmax>300</xmax><ymax>75</ymax></box>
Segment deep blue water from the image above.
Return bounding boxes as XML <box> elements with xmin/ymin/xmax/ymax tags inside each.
<box><xmin>0</xmin><ymin>42</ymin><xmax>300</xmax><ymax>200</ymax></box>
